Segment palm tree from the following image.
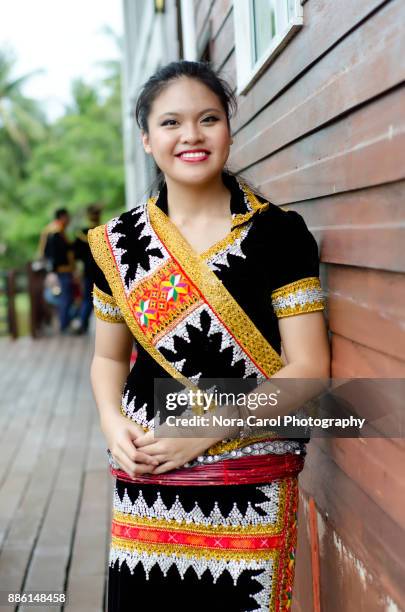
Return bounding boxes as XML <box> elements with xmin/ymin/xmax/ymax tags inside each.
<box><xmin>0</xmin><ymin>48</ymin><xmax>47</xmax><ymax>263</ymax></box>
<box><xmin>0</xmin><ymin>47</ymin><xmax>46</xmax><ymax>158</ymax></box>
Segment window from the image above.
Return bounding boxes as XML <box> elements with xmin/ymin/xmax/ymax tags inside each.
<box><xmin>233</xmin><ymin>0</ymin><xmax>303</xmax><ymax>94</ymax></box>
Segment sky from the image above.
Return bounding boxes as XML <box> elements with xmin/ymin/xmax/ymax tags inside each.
<box><xmin>0</xmin><ymin>0</ymin><xmax>123</xmax><ymax>120</ymax></box>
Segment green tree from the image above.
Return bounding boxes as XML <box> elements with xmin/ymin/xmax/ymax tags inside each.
<box><xmin>0</xmin><ymin>38</ymin><xmax>124</xmax><ymax>268</ymax></box>
<box><xmin>0</xmin><ymin>47</ymin><xmax>46</xmax><ymax>158</ymax></box>
<box><xmin>0</xmin><ymin>48</ymin><xmax>47</xmax><ymax>264</ymax></box>
<box><xmin>0</xmin><ymin>46</ymin><xmax>124</xmax><ymax>269</ymax></box>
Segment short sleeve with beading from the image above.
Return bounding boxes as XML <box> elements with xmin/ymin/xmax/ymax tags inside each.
<box><xmin>270</xmin><ymin>210</ymin><xmax>326</xmax><ymax>318</ymax></box>
<box><xmin>88</xmin><ymin>229</ymin><xmax>125</xmax><ymax>324</ymax></box>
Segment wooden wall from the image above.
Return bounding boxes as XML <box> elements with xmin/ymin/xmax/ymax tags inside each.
<box><xmin>195</xmin><ymin>0</ymin><xmax>405</xmax><ymax>609</ymax></box>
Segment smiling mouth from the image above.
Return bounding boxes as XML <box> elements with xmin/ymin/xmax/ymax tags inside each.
<box><xmin>176</xmin><ymin>151</ymin><xmax>210</xmax><ymax>161</ymax></box>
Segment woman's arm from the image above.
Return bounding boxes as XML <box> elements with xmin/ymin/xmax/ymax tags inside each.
<box><xmin>275</xmin><ymin>310</ymin><xmax>330</xmax><ymax>379</ymax></box>
<box><xmin>135</xmin><ymin>312</ymin><xmax>331</xmax><ymax>472</ymax></box>
<box><xmin>91</xmin><ymin>318</ymin><xmax>159</xmax><ymax>477</ymax></box>
<box><xmin>239</xmin><ymin>310</ymin><xmax>331</xmax><ymax>425</ymax></box>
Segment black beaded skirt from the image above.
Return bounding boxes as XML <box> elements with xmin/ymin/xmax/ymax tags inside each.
<box><xmin>107</xmin><ymin>461</ymin><xmax>300</xmax><ymax>612</ymax></box>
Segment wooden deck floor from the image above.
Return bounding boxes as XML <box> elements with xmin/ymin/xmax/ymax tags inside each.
<box><xmin>0</xmin><ymin>335</ymin><xmax>112</xmax><ymax>612</ymax></box>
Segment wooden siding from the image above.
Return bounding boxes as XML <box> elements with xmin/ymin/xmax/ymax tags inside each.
<box><xmin>196</xmin><ymin>0</ymin><xmax>405</xmax><ymax>609</ymax></box>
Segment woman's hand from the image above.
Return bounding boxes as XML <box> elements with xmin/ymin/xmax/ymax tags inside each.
<box><xmin>101</xmin><ymin>412</ymin><xmax>160</xmax><ymax>478</ymax></box>
<box><xmin>135</xmin><ymin>422</ymin><xmax>221</xmax><ymax>474</ymax></box>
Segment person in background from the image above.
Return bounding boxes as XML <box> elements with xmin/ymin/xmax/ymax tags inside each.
<box><xmin>73</xmin><ymin>203</ymin><xmax>102</xmax><ymax>334</ymax></box>
<box><xmin>44</xmin><ymin>208</ymin><xmax>75</xmax><ymax>333</ymax></box>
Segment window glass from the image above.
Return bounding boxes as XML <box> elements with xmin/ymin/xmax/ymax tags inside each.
<box><xmin>233</xmin><ymin>0</ymin><xmax>304</xmax><ymax>93</ymax></box>
<box><xmin>250</xmin><ymin>0</ymin><xmax>290</xmax><ymax>65</ymax></box>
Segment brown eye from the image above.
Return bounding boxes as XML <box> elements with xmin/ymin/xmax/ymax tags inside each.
<box><xmin>161</xmin><ymin>119</ymin><xmax>178</xmax><ymax>126</ymax></box>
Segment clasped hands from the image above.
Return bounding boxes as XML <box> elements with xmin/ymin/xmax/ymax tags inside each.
<box><xmin>101</xmin><ymin>411</ymin><xmax>228</xmax><ymax>479</ymax></box>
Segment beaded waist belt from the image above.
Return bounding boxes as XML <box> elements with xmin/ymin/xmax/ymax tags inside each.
<box><xmin>110</xmin><ymin>452</ymin><xmax>305</xmax><ymax>486</ymax></box>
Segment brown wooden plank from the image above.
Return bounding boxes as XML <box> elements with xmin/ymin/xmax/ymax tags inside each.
<box><xmin>20</xmin><ymin>338</ymin><xmax>92</xmax><ymax>597</ymax></box>
<box><xmin>0</xmin><ymin>359</ymin><xmax>72</xmax><ymax>600</ymax></box>
<box><xmin>231</xmin><ymin>0</ymin><xmax>405</xmax><ymax>170</ymax></box>
<box><xmin>292</xmin><ymin>493</ymin><xmax>314</xmax><ymax>612</ymax></box>
<box><xmin>0</xmin><ymin>339</ymin><xmax>60</xmax><ymax>483</ymax></box>
<box><xmin>66</xmin><ymin>411</ymin><xmax>112</xmax><ymax>611</ymax></box>
<box><xmin>0</xmin><ymin>338</ymin><xmax>24</xmax><ymax>386</ymax></box>
<box><xmin>300</xmin><ymin>443</ymin><xmax>405</xmax><ymax>608</ymax></box>
<box><xmin>233</xmin><ymin>0</ymin><xmax>390</xmax><ymax>132</ymax></box>
<box><xmin>0</xmin><ymin>338</ymin><xmax>38</xmax><ymax>412</ymax></box>
<box><xmin>0</xmin><ymin>338</ymin><xmax>65</xmax><ymax>549</ymax></box>
<box><xmin>331</xmin><ymin>333</ymin><xmax>405</xmax><ymax>378</ymax></box>
<box><xmin>210</xmin><ymin>0</ymin><xmax>232</xmax><ymax>40</ymax></box>
<box><xmin>328</xmin><ymin>327</ymin><xmax>405</xmax><ymax>446</ymax></box>
<box><xmin>330</xmin><ymin>333</ymin><xmax>405</xmax><ymax>452</ymax></box>
<box><xmin>241</xmin><ymin>85</ymin><xmax>405</xmax><ymax>203</ymax></box>
<box><xmin>219</xmin><ymin>48</ymin><xmax>236</xmax><ymax>92</ymax></box>
<box><xmin>288</xmin><ymin>181</ymin><xmax>405</xmax><ymax>273</ymax></box>
<box><xmin>210</xmin><ymin>7</ymin><xmax>233</xmax><ymax>71</ymax></box>
<box><xmin>0</xmin><ymin>339</ymin><xmax>35</xmax><ymax>435</ymax></box>
<box><xmin>0</xmin><ymin>338</ymin><xmax>84</xmax><ymax>595</ymax></box>
<box><xmin>195</xmin><ymin>0</ymin><xmax>215</xmax><ymax>46</ymax></box>
<box><xmin>327</xmin><ymin>267</ymin><xmax>405</xmax><ymax>362</ymax></box>
<box><xmin>287</xmin><ymin>181</ymin><xmax>405</xmax><ymax>229</ymax></box>
<box><xmin>21</xmin><ymin>352</ymin><xmax>91</xmax><ymax>590</ymax></box>
<box><xmin>315</xmin><ymin>507</ymin><xmax>401</xmax><ymax>611</ymax></box>
<box><xmin>313</xmin><ymin>436</ymin><xmax>405</xmax><ymax>532</ymax></box>
<box><xmin>322</xmin><ymin>226</ymin><xmax>405</xmax><ymax>274</ymax></box>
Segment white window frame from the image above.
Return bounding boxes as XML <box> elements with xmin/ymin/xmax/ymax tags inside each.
<box><xmin>233</xmin><ymin>0</ymin><xmax>304</xmax><ymax>95</ymax></box>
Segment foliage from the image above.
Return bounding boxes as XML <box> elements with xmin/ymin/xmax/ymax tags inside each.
<box><xmin>0</xmin><ymin>43</ymin><xmax>125</xmax><ymax>269</ymax></box>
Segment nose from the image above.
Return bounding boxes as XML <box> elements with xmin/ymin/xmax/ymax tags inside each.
<box><xmin>180</xmin><ymin>121</ymin><xmax>203</xmax><ymax>144</ymax></box>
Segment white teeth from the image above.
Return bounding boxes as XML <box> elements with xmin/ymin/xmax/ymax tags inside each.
<box><xmin>180</xmin><ymin>152</ymin><xmax>208</xmax><ymax>159</ymax></box>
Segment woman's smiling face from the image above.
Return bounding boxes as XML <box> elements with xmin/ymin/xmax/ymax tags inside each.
<box><xmin>142</xmin><ymin>77</ymin><xmax>233</xmax><ymax>186</ymax></box>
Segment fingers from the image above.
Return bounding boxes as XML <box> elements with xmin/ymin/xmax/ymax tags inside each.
<box><xmin>134</xmin><ymin>442</ymin><xmax>162</xmax><ymax>456</ymax></box>
<box><xmin>122</xmin><ymin>439</ymin><xmax>159</xmax><ymax>465</ymax></box>
<box><xmin>112</xmin><ymin>435</ymin><xmax>160</xmax><ymax>478</ymax></box>
<box><xmin>150</xmin><ymin>461</ymin><xmax>176</xmax><ymax>475</ymax></box>
<box><xmin>127</xmin><ymin>422</ymin><xmax>147</xmax><ymax>441</ymax></box>
<box><xmin>112</xmin><ymin>449</ymin><xmax>137</xmax><ymax>477</ymax></box>
<box><xmin>134</xmin><ymin>431</ymin><xmax>155</xmax><ymax>447</ymax></box>
<box><xmin>120</xmin><ymin>429</ymin><xmax>157</xmax><ymax>463</ymax></box>
<box><xmin>134</xmin><ymin>450</ymin><xmax>160</xmax><ymax>466</ymax></box>
<box><xmin>113</xmin><ymin>448</ymin><xmax>158</xmax><ymax>478</ymax></box>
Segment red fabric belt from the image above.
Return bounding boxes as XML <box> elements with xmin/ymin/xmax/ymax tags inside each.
<box><xmin>110</xmin><ymin>452</ymin><xmax>304</xmax><ymax>486</ymax></box>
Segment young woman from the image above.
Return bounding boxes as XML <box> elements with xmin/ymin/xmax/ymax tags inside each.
<box><xmin>89</xmin><ymin>61</ymin><xmax>330</xmax><ymax>611</ymax></box>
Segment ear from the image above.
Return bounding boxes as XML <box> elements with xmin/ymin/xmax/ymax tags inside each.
<box><xmin>141</xmin><ymin>130</ymin><xmax>152</xmax><ymax>154</ymax></box>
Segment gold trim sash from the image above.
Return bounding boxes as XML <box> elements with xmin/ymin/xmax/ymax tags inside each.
<box><xmin>88</xmin><ymin>192</ymin><xmax>284</xmax><ymax>385</ymax></box>
<box><xmin>88</xmin><ymin>186</ymin><xmax>287</xmax><ymax>454</ymax></box>
<box><xmin>147</xmin><ymin>199</ymin><xmax>284</xmax><ymax>378</ymax></box>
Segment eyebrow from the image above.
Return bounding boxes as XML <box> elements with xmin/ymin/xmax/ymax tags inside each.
<box><xmin>157</xmin><ymin>108</ymin><xmax>223</xmax><ymax>119</ymax></box>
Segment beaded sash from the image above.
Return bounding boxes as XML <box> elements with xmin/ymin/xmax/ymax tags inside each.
<box><xmin>88</xmin><ymin>184</ymin><xmax>284</xmax><ymax>386</ymax></box>
<box><xmin>88</xmin><ymin>184</ymin><xmax>292</xmax><ymax>458</ymax></box>
<box><xmin>110</xmin><ymin>450</ymin><xmax>305</xmax><ymax>486</ymax></box>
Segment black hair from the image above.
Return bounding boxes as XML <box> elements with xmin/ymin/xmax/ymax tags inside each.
<box><xmin>134</xmin><ymin>60</ymin><xmax>237</xmax><ymax>135</ymax></box>
<box><xmin>55</xmin><ymin>208</ymin><xmax>68</xmax><ymax>219</ymax></box>
<box><xmin>134</xmin><ymin>60</ymin><xmax>265</xmax><ymax>200</ymax></box>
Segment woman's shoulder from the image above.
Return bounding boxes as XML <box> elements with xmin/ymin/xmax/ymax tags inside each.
<box><xmin>253</xmin><ymin>197</ymin><xmax>312</xmax><ymax>239</ymax></box>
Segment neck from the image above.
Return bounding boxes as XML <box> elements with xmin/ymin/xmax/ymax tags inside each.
<box><xmin>165</xmin><ymin>174</ymin><xmax>231</xmax><ymax>220</ymax></box>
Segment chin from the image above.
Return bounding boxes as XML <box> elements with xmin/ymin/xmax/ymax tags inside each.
<box><xmin>167</xmin><ymin>167</ymin><xmax>224</xmax><ymax>187</ymax></box>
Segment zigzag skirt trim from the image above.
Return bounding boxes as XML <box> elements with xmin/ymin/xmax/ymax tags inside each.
<box><xmin>108</xmin><ymin>460</ymin><xmax>301</xmax><ymax>611</ymax></box>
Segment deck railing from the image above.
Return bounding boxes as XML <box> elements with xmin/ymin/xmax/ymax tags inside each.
<box><xmin>0</xmin><ymin>269</ymin><xmax>18</xmax><ymax>339</ymax></box>
<box><xmin>0</xmin><ymin>264</ymin><xmax>51</xmax><ymax>339</ymax></box>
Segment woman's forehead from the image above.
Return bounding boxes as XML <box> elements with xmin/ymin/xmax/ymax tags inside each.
<box><xmin>150</xmin><ymin>78</ymin><xmax>223</xmax><ymax>114</ymax></box>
